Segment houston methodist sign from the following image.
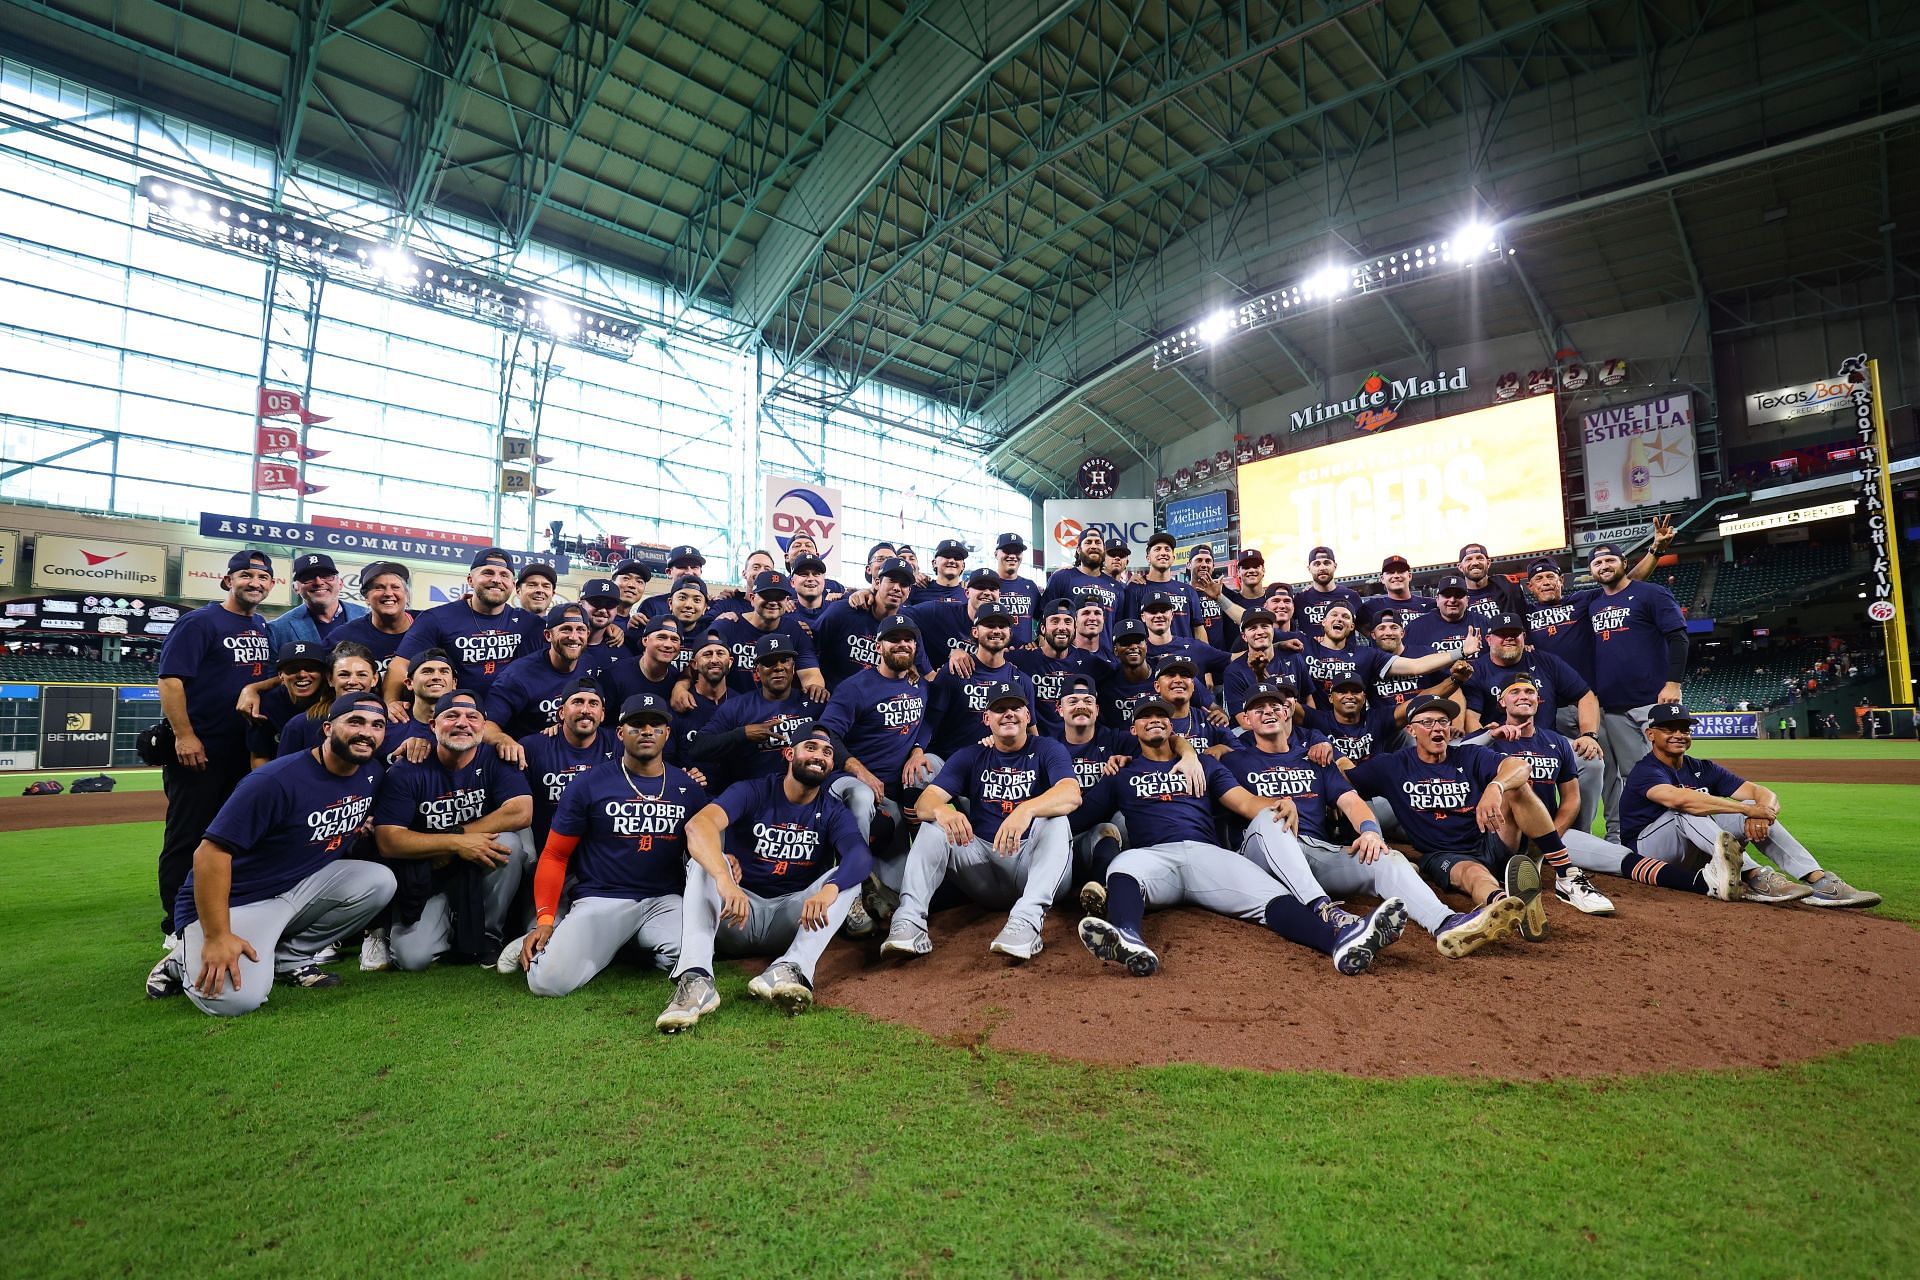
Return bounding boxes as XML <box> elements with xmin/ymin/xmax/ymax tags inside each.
<box><xmin>764</xmin><ymin>477</ymin><xmax>844</xmax><ymax>574</ymax></box>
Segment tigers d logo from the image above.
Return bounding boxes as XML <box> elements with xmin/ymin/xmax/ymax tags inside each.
<box><xmin>66</xmin><ymin>712</ymin><xmax>92</xmax><ymax>731</ymax></box>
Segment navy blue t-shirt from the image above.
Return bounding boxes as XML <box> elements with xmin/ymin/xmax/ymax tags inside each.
<box><xmin>1097</xmin><ymin>670</ymin><xmax>1157</xmax><ymax>729</ymax></box>
<box><xmin>922</xmin><ymin>663</ymin><xmax>1037</xmax><ymax>757</ymax></box>
<box><xmin>1301</xmin><ymin>638</ymin><xmax>1393</xmax><ymax>701</ymax></box>
<box><xmin>1304</xmin><ymin>707</ymin><xmax>1392</xmax><ymax>765</ymax></box>
<box><xmin>549</xmin><ymin>760</ymin><xmax>704</xmax><ymax>901</ymax></box>
<box><xmin>331</xmin><ymin>614</ymin><xmax>411</xmax><ymax>678</ymax></box>
<box><xmin>712</xmin><ymin>775</ymin><xmax>871</xmax><ymax>894</ymax></box>
<box><xmin>157</xmin><ymin>602</ymin><xmax>273</xmax><ymax>752</ymax></box>
<box><xmin>1127</xmin><ymin>708</ymin><xmax>1224</xmax><ymax>755</ymax></box>
<box><xmin>1366</xmin><ymin>658</ymin><xmax>1425</xmax><ymax>718</ymax></box>
<box><xmin>521</xmin><ymin>727</ymin><xmax>620</xmax><ymax>842</ymax></box>
<box><xmin>813</xmin><ymin>600</ymin><xmax>932</xmax><ymax>686</ymax></box>
<box><xmin>178</xmin><ymin>750</ymin><xmax>380</xmax><ymax>927</ymax></box>
<box><xmin>1475</xmin><ymin>727</ymin><xmax>1578</xmax><ymax>813</ymax></box>
<box><xmin>929</xmin><ymin>736</ymin><xmax>1074</xmax><ymax>843</ymax></box>
<box><xmin>1223</xmin><ymin>741</ymin><xmax>1355</xmax><ymax>843</ymax></box>
<box><xmin>1144</xmin><ymin>637</ymin><xmax>1230</xmax><ymax>686</ymax></box>
<box><xmin>816</xmin><ymin>670</ymin><xmax>929</xmax><ymax>781</ymax></box>
<box><xmin>373</xmin><ymin>742</ymin><xmax>532</xmax><ymax>832</ymax></box>
<box><xmin>994</xmin><ymin>573</ymin><xmax>1042</xmax><ymax>645</ymax></box>
<box><xmin>1042</xmin><ymin>568</ymin><xmax>1122</xmax><ymax>631</ymax></box>
<box><xmin>907</xmin><ymin>579</ymin><xmax>967</xmax><ymax>607</ymax></box>
<box><xmin>1361</xmin><ymin>593</ymin><xmax>1435</xmax><ymax>630</ymax></box>
<box><xmin>277</xmin><ymin>710</ymin><xmax>330</xmax><ymax>758</ymax></box>
<box><xmin>248</xmin><ymin>685</ymin><xmax>313</xmax><ymax>759</ymax></box>
<box><xmin>1525</xmin><ymin>591</ymin><xmax>1599</xmax><ymax>683</ymax></box>
<box><xmin>1084</xmin><ymin>754</ymin><xmax>1241</xmax><ymax>847</ymax></box>
<box><xmin>484</xmin><ymin>650</ymin><xmax>605</xmax><ymax>739</ymax></box>
<box><xmin>1220</xmin><ymin>653</ymin><xmax>1313</xmax><ymax>717</ymax></box>
<box><xmin>1463</xmin><ymin>579</ymin><xmax>1526</xmax><ymax>624</ymax></box>
<box><xmin>705</xmin><ymin>612</ymin><xmax>820</xmax><ymax>691</ymax></box>
<box><xmin>1008</xmin><ymin>645</ymin><xmax>1115</xmax><ymax>737</ymax></box>
<box><xmin>1125</xmin><ymin>579</ymin><xmax>1204</xmax><ymax>639</ymax></box>
<box><xmin>1294</xmin><ymin>585</ymin><xmax>1365</xmax><ymax>631</ymax></box>
<box><xmin>693</xmin><ymin>688</ymin><xmax>820</xmax><ymax>781</ymax></box>
<box><xmin>396</xmin><ymin>600</ymin><xmax>542</xmax><ymax>692</ymax></box>
<box><xmin>1584</xmin><ymin>581</ymin><xmax>1687</xmax><ymax>708</ymax></box>
<box><xmin>906</xmin><ymin>600</ymin><xmax>994</xmax><ymax>665</ymax></box>
<box><xmin>1461</xmin><ymin>650</ymin><xmax>1591</xmax><ymax>726</ymax></box>
<box><xmin>1619</xmin><ymin>753</ymin><xmax>1745</xmax><ymax>851</ymax></box>
<box><xmin>1345</xmin><ymin>743</ymin><xmax>1503</xmax><ymax>856</ymax></box>
<box><xmin>1401</xmin><ymin>610</ymin><xmax>1472</xmax><ymax>659</ymax></box>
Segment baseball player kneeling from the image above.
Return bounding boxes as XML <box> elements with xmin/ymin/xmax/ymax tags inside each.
<box><xmin>1226</xmin><ymin>681</ymin><xmax>1522</xmax><ymax>959</ymax></box>
<box><xmin>506</xmin><ymin>694</ymin><xmax>703</xmax><ymax>996</ymax></box>
<box><xmin>656</xmin><ymin>728</ymin><xmax>869</xmax><ymax>1031</ymax></box>
<box><xmin>879</xmin><ymin>682</ymin><xmax>1081</xmax><ymax>961</ymax></box>
<box><xmin>1073</xmin><ymin>695</ymin><xmax>1408</xmax><ymax>977</ymax></box>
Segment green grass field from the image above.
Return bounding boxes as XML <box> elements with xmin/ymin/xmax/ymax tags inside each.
<box><xmin>4</xmin><ymin>782</ymin><xmax>1918</xmax><ymax>1277</ymax></box>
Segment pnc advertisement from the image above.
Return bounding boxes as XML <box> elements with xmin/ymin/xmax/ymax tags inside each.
<box><xmin>1238</xmin><ymin>397</ymin><xmax>1566</xmax><ymax>571</ymax></box>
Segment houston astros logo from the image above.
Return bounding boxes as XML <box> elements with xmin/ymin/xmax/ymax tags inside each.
<box><xmin>770</xmin><ymin>488</ymin><xmax>836</xmax><ymax>556</ymax></box>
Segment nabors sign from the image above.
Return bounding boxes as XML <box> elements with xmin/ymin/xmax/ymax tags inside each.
<box><xmin>1289</xmin><ymin>367</ymin><xmax>1469</xmax><ymax>432</ymax></box>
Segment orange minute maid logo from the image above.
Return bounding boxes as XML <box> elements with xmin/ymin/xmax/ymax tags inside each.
<box><xmin>1352</xmin><ymin>372</ymin><xmax>1397</xmax><ymax>432</ymax></box>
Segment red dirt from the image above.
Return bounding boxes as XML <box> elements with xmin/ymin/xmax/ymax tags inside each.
<box><xmin>0</xmin><ymin>791</ymin><xmax>165</xmax><ymax>830</ymax></box>
<box><xmin>816</xmin><ymin>880</ymin><xmax>1920</xmax><ymax>1078</ymax></box>
<box><xmin>1731</xmin><ymin>760</ymin><xmax>1920</xmax><ymax>785</ymax></box>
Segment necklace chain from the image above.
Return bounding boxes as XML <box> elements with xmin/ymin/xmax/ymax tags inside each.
<box><xmin>621</xmin><ymin>757</ymin><xmax>666</xmax><ymax>801</ymax></box>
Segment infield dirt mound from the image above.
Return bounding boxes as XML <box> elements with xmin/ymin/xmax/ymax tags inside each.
<box><xmin>0</xmin><ymin>791</ymin><xmax>165</xmax><ymax>829</ymax></box>
<box><xmin>815</xmin><ymin>880</ymin><xmax>1920</xmax><ymax>1079</ymax></box>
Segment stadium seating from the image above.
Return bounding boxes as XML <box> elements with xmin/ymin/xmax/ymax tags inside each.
<box><xmin>1652</xmin><ymin>559</ymin><xmax>1706</xmax><ymax>612</ymax></box>
<box><xmin>0</xmin><ymin>655</ymin><xmax>154</xmax><ymax>684</ymax></box>
<box><xmin>1705</xmin><ymin>543</ymin><xmax>1856</xmax><ymax>616</ymax></box>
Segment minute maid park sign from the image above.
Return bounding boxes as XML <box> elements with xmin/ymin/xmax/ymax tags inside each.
<box><xmin>1289</xmin><ymin>366</ymin><xmax>1469</xmax><ymax>432</ymax></box>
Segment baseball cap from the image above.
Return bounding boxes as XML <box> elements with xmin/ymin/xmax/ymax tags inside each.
<box><xmin>794</xmin><ymin>725</ymin><xmax>839</xmax><ymax>761</ymax></box>
<box><xmin>1038</xmin><ymin>598</ymin><xmax>1075</xmax><ymax>619</ymax></box>
<box><xmin>867</xmin><ymin>541</ymin><xmax>897</xmax><ymax>562</ymax></box>
<box><xmin>545</xmin><ymin>602</ymin><xmax>589</xmax><ymax>629</ymax></box>
<box><xmin>579</xmin><ymin>577</ymin><xmax>621</xmax><ymax>604</ymax></box>
<box><xmin>1104</xmin><ymin>538</ymin><xmax>1130</xmax><ymax>555</ymax></box>
<box><xmin>642</xmin><ymin>615</ymin><xmax>682</xmax><ymax>637</ymax></box>
<box><xmin>789</xmin><ymin>553</ymin><xmax>827</xmax><ymax>575</ymax></box>
<box><xmin>560</xmin><ymin>676</ymin><xmax>604</xmax><ymax>700</ymax></box>
<box><xmin>982</xmin><ymin>682</ymin><xmax>1028</xmax><ymax>710</ymax></box>
<box><xmin>1328</xmin><ymin>674</ymin><xmax>1367</xmax><ymax>691</ymax></box>
<box><xmin>1485</xmin><ymin>612</ymin><xmax>1526</xmax><ymax>633</ymax></box>
<box><xmin>1368</xmin><ymin>608</ymin><xmax>1402</xmax><ymax>628</ymax></box>
<box><xmin>618</xmin><ymin>693</ymin><xmax>673</xmax><ymax>725</ymax></box>
<box><xmin>1238</xmin><ymin>549</ymin><xmax>1264</xmax><ymax>566</ymax></box>
<box><xmin>754</xmin><ymin>632</ymin><xmax>798</xmax><ymax>661</ymax></box>
<box><xmin>1147</xmin><ymin>530</ymin><xmax>1177</xmax><ymax>550</ymax></box>
<box><xmin>292</xmin><ymin>552</ymin><xmax>337</xmax><ymax>581</ymax></box>
<box><xmin>360</xmin><ymin>560</ymin><xmax>410</xmax><ymax>587</ymax></box>
<box><xmin>1434</xmin><ymin>574</ymin><xmax>1469</xmax><ymax>595</ymax></box>
<box><xmin>995</xmin><ymin>532</ymin><xmax>1027</xmax><ymax>553</ymax></box>
<box><xmin>612</xmin><ymin>558</ymin><xmax>652</xmax><ymax>581</ymax></box>
<box><xmin>667</xmin><ymin>545</ymin><xmax>705</xmax><ymax>568</ymax></box>
<box><xmin>1458</xmin><ymin>542</ymin><xmax>1490</xmax><ymax>560</ymax></box>
<box><xmin>326</xmin><ymin>691</ymin><xmax>387</xmax><ymax>721</ymax></box>
<box><xmin>934</xmin><ymin>538</ymin><xmax>969</xmax><ymax>560</ymax></box>
<box><xmin>1496</xmin><ymin>672</ymin><xmax>1538</xmax><ymax>694</ymax></box>
<box><xmin>876</xmin><ymin>613</ymin><xmax>919</xmax><ymax>638</ymax></box>
<box><xmin>874</xmin><ymin>557</ymin><xmax>916</xmax><ymax>585</ymax></box>
<box><xmin>226</xmin><ymin>549</ymin><xmax>273</xmax><ymax>573</ymax></box>
<box><xmin>469</xmin><ymin>547</ymin><xmax>513</xmax><ymax>571</ymax></box>
<box><xmin>276</xmin><ymin>641</ymin><xmax>326</xmax><ymax>670</ymax></box>
<box><xmin>410</xmin><ymin>646</ymin><xmax>453</xmax><ymax>671</ymax></box>
<box><xmin>1071</xmin><ymin>588</ymin><xmax>1109</xmax><ymax>610</ymax></box>
<box><xmin>1240</xmin><ymin>608</ymin><xmax>1277</xmax><ymax>627</ymax></box>
<box><xmin>1243</xmin><ymin>679</ymin><xmax>1296</xmax><ymax>707</ymax></box>
<box><xmin>517</xmin><ymin>561</ymin><xmax>557</xmax><ymax>585</ymax></box>
<box><xmin>669</xmin><ymin>574</ymin><xmax>708</xmax><ymax>597</ymax></box>
<box><xmin>895</xmin><ymin>544</ymin><xmax>916</xmax><ymax>558</ymax></box>
<box><xmin>1381</xmin><ymin>555</ymin><xmax>1411</xmax><ymax>572</ymax></box>
<box><xmin>1058</xmin><ymin>673</ymin><xmax>1099</xmax><ymax>699</ymax></box>
<box><xmin>750</xmin><ymin>570</ymin><xmax>791</xmax><ymax>598</ymax></box>
<box><xmin>1112</xmin><ymin>619</ymin><xmax>1147</xmax><ymax>645</ymax></box>
<box><xmin>693</xmin><ymin>631</ymin><xmax>731</xmax><ymax>656</ymax></box>
<box><xmin>432</xmin><ymin>689</ymin><xmax>482</xmax><ymax>717</ymax></box>
<box><xmin>1138</xmin><ymin>590</ymin><xmax>1175</xmax><ymax>613</ymax></box>
<box><xmin>1403</xmin><ymin>692</ymin><xmax>1461</xmax><ymax>721</ymax></box>
<box><xmin>1186</xmin><ymin>543</ymin><xmax>1214</xmax><ymax>561</ymax></box>
<box><xmin>973</xmin><ymin>603</ymin><xmax>1017</xmax><ymax>627</ymax></box>
<box><xmin>1131</xmin><ymin>694</ymin><xmax>1175</xmax><ymax>720</ymax></box>
<box><xmin>1307</xmin><ymin>545</ymin><xmax>1336</xmax><ymax>562</ymax></box>
<box><xmin>1077</xmin><ymin>527</ymin><xmax>1105</xmax><ymax>545</ymax></box>
<box><xmin>1587</xmin><ymin>542</ymin><xmax>1623</xmax><ymax>563</ymax></box>
<box><xmin>1264</xmin><ymin>581</ymin><xmax>1292</xmax><ymax>598</ymax></box>
<box><xmin>1645</xmin><ymin>702</ymin><xmax>1695</xmax><ymax>726</ymax></box>
<box><xmin>1153</xmin><ymin>654</ymin><xmax>1198</xmax><ymax>679</ymax></box>
<box><xmin>964</xmin><ymin>568</ymin><xmax>1000</xmax><ymax>590</ymax></box>
<box><xmin>1527</xmin><ymin>558</ymin><xmax>1562</xmax><ymax>578</ymax></box>
<box><xmin>1321</xmin><ymin>600</ymin><xmax>1355</xmax><ymax>618</ymax></box>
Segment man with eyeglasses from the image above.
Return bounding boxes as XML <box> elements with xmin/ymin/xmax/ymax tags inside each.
<box><xmin>269</xmin><ymin>552</ymin><xmax>368</xmax><ymax>649</ymax></box>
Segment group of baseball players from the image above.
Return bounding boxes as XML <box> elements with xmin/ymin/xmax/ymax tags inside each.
<box><xmin>145</xmin><ymin>523</ymin><xmax>1882</xmax><ymax>1028</ymax></box>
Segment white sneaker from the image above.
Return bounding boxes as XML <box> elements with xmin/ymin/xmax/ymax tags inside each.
<box><xmin>989</xmin><ymin>918</ymin><xmax>1043</xmax><ymax>960</ymax></box>
<box><xmin>359</xmin><ymin>928</ymin><xmax>392</xmax><ymax>972</ymax></box>
<box><xmin>1554</xmin><ymin>869</ymin><xmax>1615</xmax><ymax>915</ymax></box>
<box><xmin>494</xmin><ymin>932</ymin><xmax>528</xmax><ymax>973</ymax></box>
<box><xmin>1701</xmin><ymin>832</ymin><xmax>1743</xmax><ymax>901</ymax></box>
<box><xmin>312</xmin><ymin>943</ymin><xmax>340</xmax><ymax>965</ymax></box>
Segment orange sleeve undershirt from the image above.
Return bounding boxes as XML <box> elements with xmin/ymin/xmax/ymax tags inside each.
<box><xmin>533</xmin><ymin>832</ymin><xmax>581</xmax><ymax>925</ymax></box>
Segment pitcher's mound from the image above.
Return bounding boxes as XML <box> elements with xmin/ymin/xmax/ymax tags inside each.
<box><xmin>815</xmin><ymin>879</ymin><xmax>1920</xmax><ymax>1078</ymax></box>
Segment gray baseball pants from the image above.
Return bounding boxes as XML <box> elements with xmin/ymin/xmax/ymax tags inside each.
<box><xmin>526</xmin><ymin>894</ymin><xmax>683</xmax><ymax>997</ymax></box>
<box><xmin>1554</xmin><ymin>705</ymin><xmax>1607</xmax><ymax>834</ymax></box>
<box><xmin>1238</xmin><ymin>811</ymin><xmax>1449</xmax><ymax>933</ymax></box>
<box><xmin>391</xmin><ymin>828</ymin><xmax>533</xmax><ymax>971</ymax></box>
<box><xmin>1108</xmin><ymin>839</ymin><xmax>1294</xmax><ymax>921</ymax></box>
<box><xmin>1598</xmin><ymin>705</ymin><xmax>1655</xmax><ymax>843</ymax></box>
<box><xmin>829</xmin><ymin>753</ymin><xmax>944</xmax><ymax>890</ymax></box>
<box><xmin>182</xmin><ymin>860</ymin><xmax>397</xmax><ymax>1017</ymax></box>
<box><xmin>1632</xmin><ymin>811</ymin><xmax>1822</xmax><ymax>879</ymax></box>
<box><xmin>894</xmin><ymin>815</ymin><xmax>1072</xmax><ymax>933</ymax></box>
<box><xmin>672</xmin><ymin>862</ymin><xmax>857</xmax><ymax>985</ymax></box>
<box><xmin>1559</xmin><ymin>828</ymin><xmax>1634</xmax><ymax>874</ymax></box>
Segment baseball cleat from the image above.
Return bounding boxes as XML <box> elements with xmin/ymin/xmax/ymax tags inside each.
<box><xmin>655</xmin><ymin>971</ymin><xmax>720</xmax><ymax>1033</ymax></box>
<box><xmin>359</xmin><ymin>927</ymin><xmax>393</xmax><ymax>971</ymax></box>
<box><xmin>1799</xmin><ymin>872</ymin><xmax>1879</xmax><ymax>908</ymax></box>
<box><xmin>1434</xmin><ymin>897</ymin><xmax>1526</xmax><ymax>958</ymax></box>
<box><xmin>879</xmin><ymin>924</ymin><xmax>933</xmax><ymax>958</ymax></box>
<box><xmin>145</xmin><ymin>947</ymin><xmax>184</xmax><ymax>999</ymax></box>
<box><xmin>286</xmin><ymin>964</ymin><xmax>340</xmax><ymax>989</ymax></box>
<box><xmin>1701</xmin><ymin>832</ymin><xmax>1744</xmax><ymax>902</ymax></box>
<box><xmin>766</xmin><ymin>961</ymin><xmax>814</xmax><ymax>1015</ymax></box>
<box><xmin>862</xmin><ymin>875</ymin><xmax>900</xmax><ymax>926</ymax></box>
<box><xmin>1742</xmin><ymin>866</ymin><xmax>1815</xmax><ymax>904</ymax></box>
<box><xmin>1331</xmin><ymin>897</ymin><xmax>1408</xmax><ymax>975</ymax></box>
<box><xmin>1077</xmin><ymin>917</ymin><xmax>1159</xmax><ymax>977</ymax></box>
<box><xmin>494</xmin><ymin>932</ymin><xmax>529</xmax><ymax>973</ymax></box>
<box><xmin>1505</xmin><ymin>854</ymin><xmax>1547</xmax><ymax>941</ymax></box>
<box><xmin>842</xmin><ymin>889</ymin><xmax>876</xmax><ymax>938</ymax></box>
<box><xmin>1078</xmin><ymin>880</ymin><xmax>1107</xmax><ymax>919</ymax></box>
<box><xmin>989</xmin><ymin>918</ymin><xmax>1043</xmax><ymax>960</ymax></box>
<box><xmin>1554</xmin><ymin>869</ymin><xmax>1615</xmax><ymax>915</ymax></box>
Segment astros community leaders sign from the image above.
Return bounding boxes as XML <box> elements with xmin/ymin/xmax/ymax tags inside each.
<box><xmin>199</xmin><ymin>512</ymin><xmax>566</xmax><ymax>573</ymax></box>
